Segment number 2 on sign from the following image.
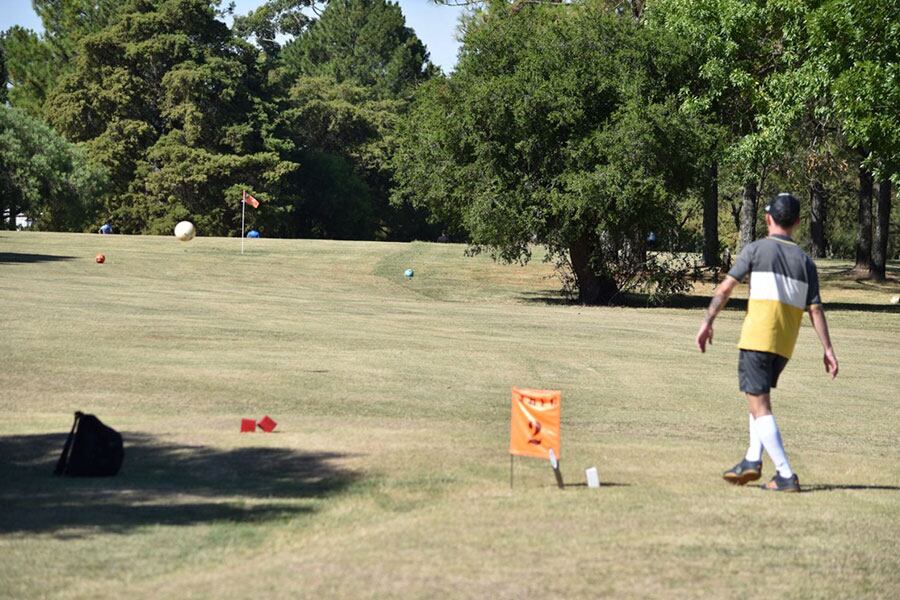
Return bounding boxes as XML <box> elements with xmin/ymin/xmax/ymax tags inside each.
<box><xmin>527</xmin><ymin>419</ymin><xmax>542</xmax><ymax>445</ymax></box>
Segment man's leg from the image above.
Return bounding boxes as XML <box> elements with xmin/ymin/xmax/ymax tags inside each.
<box><xmin>723</xmin><ymin>411</ymin><xmax>765</xmax><ymax>484</ymax></box>
<box><xmin>745</xmin><ymin>412</ymin><xmax>763</xmax><ymax>462</ymax></box>
<box><xmin>747</xmin><ymin>393</ymin><xmax>794</xmax><ymax>479</ymax></box>
<box><xmin>723</xmin><ymin>406</ymin><xmax>765</xmax><ymax>484</ymax></box>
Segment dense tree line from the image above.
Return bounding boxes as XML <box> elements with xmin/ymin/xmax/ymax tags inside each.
<box><xmin>420</xmin><ymin>0</ymin><xmax>897</xmax><ymax>298</ymax></box>
<box><xmin>1</xmin><ymin>0</ymin><xmax>897</xmax><ymax>301</ymax></box>
<box><xmin>395</xmin><ymin>1</ymin><xmax>706</xmax><ymax>303</ymax></box>
<box><xmin>2</xmin><ymin>0</ymin><xmax>438</xmax><ymax>240</ymax></box>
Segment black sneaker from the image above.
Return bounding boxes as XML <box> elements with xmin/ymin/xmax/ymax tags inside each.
<box><xmin>723</xmin><ymin>459</ymin><xmax>763</xmax><ymax>485</ymax></box>
<box><xmin>761</xmin><ymin>473</ymin><xmax>800</xmax><ymax>492</ymax></box>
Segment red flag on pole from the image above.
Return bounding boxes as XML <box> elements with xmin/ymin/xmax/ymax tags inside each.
<box><xmin>242</xmin><ymin>191</ymin><xmax>260</xmax><ymax>209</ymax></box>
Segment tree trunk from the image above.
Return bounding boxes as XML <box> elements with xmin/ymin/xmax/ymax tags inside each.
<box><xmin>739</xmin><ymin>180</ymin><xmax>758</xmax><ymax>251</ymax></box>
<box><xmin>622</xmin><ymin>233</ymin><xmax>647</xmax><ymax>266</ymax></box>
<box><xmin>702</xmin><ymin>162</ymin><xmax>719</xmax><ymax>267</ymax></box>
<box><xmin>854</xmin><ymin>163</ymin><xmax>874</xmax><ymax>275</ymax></box>
<box><xmin>1</xmin><ymin>163</ymin><xmax>15</xmax><ymax>230</ymax></box>
<box><xmin>6</xmin><ymin>203</ymin><xmax>17</xmax><ymax>231</ymax></box>
<box><xmin>809</xmin><ymin>179</ymin><xmax>827</xmax><ymax>258</ymax></box>
<box><xmin>569</xmin><ymin>235</ymin><xmax>617</xmax><ymax>305</ymax></box>
<box><xmin>871</xmin><ymin>178</ymin><xmax>892</xmax><ymax>281</ymax></box>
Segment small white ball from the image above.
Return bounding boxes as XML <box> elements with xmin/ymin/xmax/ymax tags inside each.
<box><xmin>891</xmin><ymin>295</ymin><xmax>900</xmax><ymax>305</ymax></box>
<box><xmin>174</xmin><ymin>221</ymin><xmax>195</xmax><ymax>242</ymax></box>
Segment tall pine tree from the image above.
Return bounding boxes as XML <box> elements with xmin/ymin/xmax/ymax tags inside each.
<box><xmin>271</xmin><ymin>0</ymin><xmax>440</xmax><ymax>240</ymax></box>
<box><xmin>45</xmin><ymin>0</ymin><xmax>298</xmax><ymax>235</ymax></box>
<box><xmin>280</xmin><ymin>0</ymin><xmax>436</xmax><ymax>99</ymax></box>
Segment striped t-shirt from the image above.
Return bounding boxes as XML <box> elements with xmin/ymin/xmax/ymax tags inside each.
<box><xmin>727</xmin><ymin>235</ymin><xmax>821</xmax><ymax>359</ymax></box>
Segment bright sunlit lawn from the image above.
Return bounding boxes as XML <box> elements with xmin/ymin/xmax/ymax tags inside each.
<box><xmin>1</xmin><ymin>231</ymin><xmax>898</xmax><ymax>599</ymax></box>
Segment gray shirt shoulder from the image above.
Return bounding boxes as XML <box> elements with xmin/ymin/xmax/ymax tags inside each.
<box><xmin>727</xmin><ymin>237</ymin><xmax>821</xmax><ymax>306</ymax></box>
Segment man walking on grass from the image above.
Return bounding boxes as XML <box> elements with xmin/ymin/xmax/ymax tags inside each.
<box><xmin>696</xmin><ymin>193</ymin><xmax>839</xmax><ymax>492</ymax></box>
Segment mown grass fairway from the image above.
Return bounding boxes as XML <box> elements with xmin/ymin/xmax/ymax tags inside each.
<box><xmin>1</xmin><ymin>232</ymin><xmax>898</xmax><ymax>599</ymax></box>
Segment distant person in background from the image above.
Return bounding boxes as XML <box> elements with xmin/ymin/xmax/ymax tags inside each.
<box><xmin>99</xmin><ymin>223</ymin><xmax>112</xmax><ymax>235</ymax></box>
<box><xmin>695</xmin><ymin>193</ymin><xmax>838</xmax><ymax>493</ymax></box>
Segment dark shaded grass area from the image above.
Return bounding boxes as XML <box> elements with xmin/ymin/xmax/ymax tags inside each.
<box><xmin>652</xmin><ymin>296</ymin><xmax>900</xmax><ymax>313</ymax></box>
<box><xmin>0</xmin><ymin>432</ymin><xmax>361</xmax><ymax>537</ymax></box>
<box><xmin>0</xmin><ymin>252</ymin><xmax>76</xmax><ymax>264</ymax></box>
<box><xmin>819</xmin><ymin>263</ymin><xmax>900</xmax><ymax>279</ymax></box>
<box><xmin>520</xmin><ymin>291</ymin><xmax>899</xmax><ymax>313</ymax></box>
<box><xmin>519</xmin><ymin>258</ymin><xmax>899</xmax><ymax>310</ymax></box>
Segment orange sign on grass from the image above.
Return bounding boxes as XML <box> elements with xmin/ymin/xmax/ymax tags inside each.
<box><xmin>509</xmin><ymin>387</ymin><xmax>561</xmax><ymax>459</ymax></box>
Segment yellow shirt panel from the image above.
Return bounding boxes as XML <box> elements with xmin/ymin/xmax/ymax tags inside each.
<box><xmin>738</xmin><ymin>299</ymin><xmax>805</xmax><ymax>359</ymax></box>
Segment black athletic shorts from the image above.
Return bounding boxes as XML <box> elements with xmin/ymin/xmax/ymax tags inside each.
<box><xmin>738</xmin><ymin>350</ymin><xmax>789</xmax><ymax>395</ymax></box>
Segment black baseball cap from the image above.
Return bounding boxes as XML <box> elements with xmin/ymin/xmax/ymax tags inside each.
<box><xmin>765</xmin><ymin>193</ymin><xmax>800</xmax><ymax>227</ymax></box>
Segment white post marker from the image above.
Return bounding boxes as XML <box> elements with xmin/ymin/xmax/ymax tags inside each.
<box><xmin>548</xmin><ymin>448</ymin><xmax>564</xmax><ymax>489</ymax></box>
<box><xmin>241</xmin><ymin>190</ymin><xmax>246</xmax><ymax>255</ymax></box>
<box><xmin>586</xmin><ymin>467</ymin><xmax>601</xmax><ymax>488</ymax></box>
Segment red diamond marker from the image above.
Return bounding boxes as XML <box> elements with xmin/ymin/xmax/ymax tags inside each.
<box><xmin>258</xmin><ymin>416</ymin><xmax>277</xmax><ymax>433</ymax></box>
<box><xmin>240</xmin><ymin>418</ymin><xmax>257</xmax><ymax>433</ymax></box>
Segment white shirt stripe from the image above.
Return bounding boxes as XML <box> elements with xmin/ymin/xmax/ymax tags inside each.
<box><xmin>749</xmin><ymin>271</ymin><xmax>808</xmax><ymax>309</ymax></box>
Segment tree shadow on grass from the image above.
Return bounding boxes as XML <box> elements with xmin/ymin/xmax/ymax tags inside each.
<box><xmin>646</xmin><ymin>295</ymin><xmax>899</xmax><ymax>314</ymax></box>
<box><xmin>0</xmin><ymin>432</ymin><xmax>361</xmax><ymax>537</ymax></box>
<box><xmin>518</xmin><ymin>291</ymin><xmax>575</xmax><ymax>306</ymax></box>
<box><xmin>801</xmin><ymin>484</ymin><xmax>900</xmax><ymax>493</ymax></box>
<box><xmin>661</xmin><ymin>296</ymin><xmax>899</xmax><ymax>314</ymax></box>
<box><xmin>519</xmin><ymin>291</ymin><xmax>899</xmax><ymax>314</ymax></box>
<box><xmin>819</xmin><ymin>262</ymin><xmax>900</xmax><ymax>280</ymax></box>
<box><xmin>0</xmin><ymin>252</ymin><xmax>76</xmax><ymax>264</ymax></box>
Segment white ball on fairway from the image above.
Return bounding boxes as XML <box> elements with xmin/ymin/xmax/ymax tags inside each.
<box><xmin>891</xmin><ymin>295</ymin><xmax>900</xmax><ymax>305</ymax></box>
<box><xmin>174</xmin><ymin>221</ymin><xmax>195</xmax><ymax>242</ymax></box>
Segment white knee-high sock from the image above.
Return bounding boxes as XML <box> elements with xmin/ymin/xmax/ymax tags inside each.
<box><xmin>745</xmin><ymin>413</ymin><xmax>762</xmax><ymax>462</ymax></box>
<box><xmin>754</xmin><ymin>414</ymin><xmax>794</xmax><ymax>478</ymax></box>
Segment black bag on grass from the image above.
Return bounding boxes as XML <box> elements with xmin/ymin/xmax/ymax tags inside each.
<box><xmin>54</xmin><ymin>412</ymin><xmax>124</xmax><ymax>477</ymax></box>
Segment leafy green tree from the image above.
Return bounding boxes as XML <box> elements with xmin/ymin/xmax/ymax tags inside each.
<box><xmin>808</xmin><ymin>0</ymin><xmax>899</xmax><ymax>279</ymax></box>
<box><xmin>703</xmin><ymin>0</ymin><xmax>838</xmax><ymax>260</ymax></box>
<box><xmin>280</xmin><ymin>0</ymin><xmax>436</xmax><ymax>98</ymax></box>
<box><xmin>394</xmin><ymin>1</ymin><xmax>703</xmax><ymax>304</ymax></box>
<box><xmin>44</xmin><ymin>0</ymin><xmax>298</xmax><ymax>235</ymax></box>
<box><xmin>1</xmin><ymin>26</ymin><xmax>57</xmax><ymax>116</ymax></box>
<box><xmin>647</xmin><ymin>0</ymin><xmax>814</xmax><ymax>255</ymax></box>
<box><xmin>0</xmin><ymin>106</ymin><xmax>107</xmax><ymax>231</ymax></box>
<box><xmin>809</xmin><ymin>0</ymin><xmax>900</xmax><ymax>180</ymax></box>
<box><xmin>232</xmin><ymin>0</ymin><xmax>318</xmax><ymax>57</ymax></box>
<box><xmin>0</xmin><ymin>38</ymin><xmax>8</xmax><ymax>105</ymax></box>
<box><xmin>32</xmin><ymin>0</ymin><xmax>121</xmax><ymax>61</ymax></box>
<box><xmin>872</xmin><ymin>179</ymin><xmax>893</xmax><ymax>278</ymax></box>
<box><xmin>1</xmin><ymin>1</ymin><xmax>120</xmax><ymax>116</ymax></box>
<box><xmin>282</xmin><ymin>149</ymin><xmax>376</xmax><ymax>239</ymax></box>
<box><xmin>270</xmin><ymin>76</ymin><xmax>384</xmax><ymax>238</ymax></box>
<box><xmin>270</xmin><ymin>0</ymin><xmax>440</xmax><ymax>240</ymax></box>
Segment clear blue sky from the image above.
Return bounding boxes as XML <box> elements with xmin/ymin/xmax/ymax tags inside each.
<box><xmin>0</xmin><ymin>1</ymin><xmax>465</xmax><ymax>72</ymax></box>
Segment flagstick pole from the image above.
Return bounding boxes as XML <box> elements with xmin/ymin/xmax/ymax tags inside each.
<box><xmin>241</xmin><ymin>191</ymin><xmax>246</xmax><ymax>255</ymax></box>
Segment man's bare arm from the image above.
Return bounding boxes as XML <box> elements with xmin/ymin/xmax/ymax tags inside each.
<box><xmin>808</xmin><ymin>304</ymin><xmax>838</xmax><ymax>378</ymax></box>
<box><xmin>696</xmin><ymin>276</ymin><xmax>739</xmax><ymax>353</ymax></box>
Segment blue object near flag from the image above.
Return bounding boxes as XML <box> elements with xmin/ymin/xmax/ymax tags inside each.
<box><xmin>99</xmin><ymin>224</ymin><xmax>112</xmax><ymax>234</ymax></box>
<box><xmin>247</xmin><ymin>230</ymin><xmax>260</xmax><ymax>238</ymax></box>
